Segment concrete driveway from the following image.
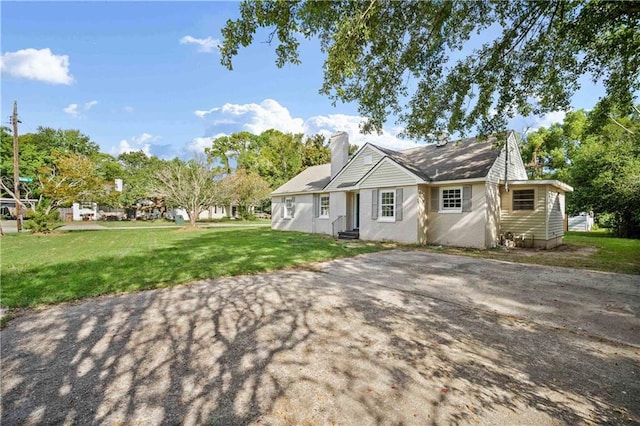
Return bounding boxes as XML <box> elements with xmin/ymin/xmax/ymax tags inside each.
<box><xmin>1</xmin><ymin>250</ymin><xmax>639</xmax><ymax>425</ymax></box>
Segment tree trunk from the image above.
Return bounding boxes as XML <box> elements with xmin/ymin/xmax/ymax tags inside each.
<box><xmin>188</xmin><ymin>209</ymin><xmax>198</xmax><ymax>227</ymax></box>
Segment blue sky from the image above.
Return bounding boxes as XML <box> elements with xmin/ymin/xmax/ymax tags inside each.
<box><xmin>1</xmin><ymin>1</ymin><xmax>609</xmax><ymax>159</ymax></box>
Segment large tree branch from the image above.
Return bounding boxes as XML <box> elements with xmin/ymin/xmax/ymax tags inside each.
<box><xmin>609</xmin><ymin>114</ymin><xmax>635</xmax><ymax>134</ymax></box>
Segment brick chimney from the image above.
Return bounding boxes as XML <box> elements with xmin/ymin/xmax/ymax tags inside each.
<box><xmin>329</xmin><ymin>131</ymin><xmax>349</xmax><ymax>179</ymax></box>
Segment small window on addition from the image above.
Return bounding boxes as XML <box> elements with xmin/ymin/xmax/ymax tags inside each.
<box><xmin>363</xmin><ymin>154</ymin><xmax>373</xmax><ymax>165</ymax></box>
<box><xmin>513</xmin><ymin>189</ymin><xmax>535</xmax><ymax>210</ymax></box>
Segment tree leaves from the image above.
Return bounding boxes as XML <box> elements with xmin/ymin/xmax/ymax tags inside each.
<box><xmin>40</xmin><ymin>152</ymin><xmax>117</xmax><ymax>212</ymax></box>
<box><xmin>206</xmin><ymin>129</ymin><xmax>330</xmax><ymax>190</ymax></box>
<box><xmin>220</xmin><ymin>1</ymin><xmax>640</xmax><ymax>139</ymax></box>
<box><xmin>152</xmin><ymin>156</ymin><xmax>220</xmax><ymax>226</ymax></box>
<box><xmin>523</xmin><ymin>107</ymin><xmax>640</xmax><ymax>237</ymax></box>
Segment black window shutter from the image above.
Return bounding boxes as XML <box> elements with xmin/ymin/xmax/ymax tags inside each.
<box><xmin>313</xmin><ymin>194</ymin><xmax>319</xmax><ymax>218</ymax></box>
<box><xmin>371</xmin><ymin>189</ymin><xmax>378</xmax><ymax>220</ymax></box>
<box><xmin>396</xmin><ymin>188</ymin><xmax>403</xmax><ymax>221</ymax></box>
<box><xmin>462</xmin><ymin>186</ymin><xmax>472</xmax><ymax>212</ymax></box>
<box><xmin>430</xmin><ymin>187</ymin><xmax>439</xmax><ymax>212</ymax></box>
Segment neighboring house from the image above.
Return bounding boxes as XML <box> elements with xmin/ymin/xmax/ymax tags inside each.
<box><xmin>173</xmin><ymin>205</ymin><xmax>236</xmax><ymax>221</ymax></box>
<box><xmin>272</xmin><ymin>131</ymin><xmax>573</xmax><ymax>249</ymax></box>
<box><xmin>0</xmin><ymin>197</ymin><xmax>39</xmax><ymax>219</ymax></box>
<box><xmin>72</xmin><ymin>202</ymin><xmax>98</xmax><ymax>221</ymax></box>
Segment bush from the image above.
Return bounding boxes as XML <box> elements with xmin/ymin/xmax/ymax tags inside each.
<box><xmin>240</xmin><ymin>211</ymin><xmax>255</xmax><ymax>220</ymax></box>
<box><xmin>23</xmin><ymin>202</ymin><xmax>60</xmax><ymax>233</ymax></box>
<box><xmin>595</xmin><ymin>212</ymin><xmax>615</xmax><ymax>229</ymax></box>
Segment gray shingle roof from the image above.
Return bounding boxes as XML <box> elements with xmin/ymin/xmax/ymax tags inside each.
<box><xmin>271</xmin><ymin>163</ymin><xmax>331</xmax><ymax>195</ymax></box>
<box><xmin>380</xmin><ymin>136</ymin><xmax>501</xmax><ymax>182</ymax></box>
<box><xmin>272</xmin><ymin>136</ymin><xmax>502</xmax><ymax>195</ymax></box>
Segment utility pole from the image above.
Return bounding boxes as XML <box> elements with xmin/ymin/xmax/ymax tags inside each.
<box><xmin>12</xmin><ymin>100</ymin><xmax>22</xmax><ymax>232</ymax></box>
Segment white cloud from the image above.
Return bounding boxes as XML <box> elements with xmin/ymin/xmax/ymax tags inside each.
<box><xmin>304</xmin><ymin>114</ymin><xmax>417</xmax><ymax>151</ymax></box>
<box><xmin>187</xmin><ymin>133</ymin><xmax>227</xmax><ymax>154</ymax></box>
<box><xmin>534</xmin><ymin>110</ymin><xmax>567</xmax><ymax>128</ymax></box>
<box><xmin>63</xmin><ymin>100</ymin><xmax>98</xmax><ymax>118</ymax></box>
<box><xmin>195</xmin><ymin>98</ymin><xmax>419</xmax><ymax>151</ymax></box>
<box><xmin>117</xmin><ymin>133</ymin><xmax>160</xmax><ymax>156</ymax></box>
<box><xmin>196</xmin><ymin>99</ymin><xmax>305</xmax><ymax>135</ymax></box>
<box><xmin>0</xmin><ymin>48</ymin><xmax>73</xmax><ymax>85</ymax></box>
<box><xmin>517</xmin><ymin>110</ymin><xmax>568</xmax><ymax>134</ymax></box>
<box><xmin>63</xmin><ymin>103</ymin><xmax>80</xmax><ymax>117</ymax></box>
<box><xmin>123</xmin><ymin>106</ymin><xmax>134</xmax><ymax>113</ymax></box>
<box><xmin>180</xmin><ymin>35</ymin><xmax>220</xmax><ymax>53</ymax></box>
<box><xmin>131</xmin><ymin>133</ymin><xmax>157</xmax><ymax>144</ymax></box>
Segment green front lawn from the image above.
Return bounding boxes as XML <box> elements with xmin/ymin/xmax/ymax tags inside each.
<box><xmin>428</xmin><ymin>231</ymin><xmax>640</xmax><ymax>275</ymax></box>
<box><xmin>0</xmin><ymin>228</ymin><xmax>386</xmax><ymax>308</ymax></box>
<box><xmin>562</xmin><ymin>231</ymin><xmax>640</xmax><ymax>274</ymax></box>
<box><xmin>95</xmin><ymin>219</ymin><xmax>177</xmax><ymax>227</ymax></box>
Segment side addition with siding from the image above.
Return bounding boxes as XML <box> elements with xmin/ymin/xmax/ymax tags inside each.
<box><xmin>499</xmin><ymin>181</ymin><xmax>572</xmax><ymax>248</ymax></box>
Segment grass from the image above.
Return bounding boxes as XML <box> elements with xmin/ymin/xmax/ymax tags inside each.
<box><xmin>425</xmin><ymin>231</ymin><xmax>640</xmax><ymax>275</ymax></box>
<box><xmin>0</xmin><ymin>227</ymin><xmax>387</xmax><ymax>309</ymax></box>
<box><xmin>95</xmin><ymin>219</ymin><xmax>177</xmax><ymax>227</ymax></box>
<box><xmin>84</xmin><ymin>218</ymin><xmax>271</xmax><ymax>228</ymax></box>
<box><xmin>2</xmin><ymin>227</ymin><xmax>637</xmax><ymax>311</ymax></box>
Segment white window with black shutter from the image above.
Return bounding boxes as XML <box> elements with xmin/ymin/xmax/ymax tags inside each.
<box><xmin>433</xmin><ymin>185</ymin><xmax>472</xmax><ymax>213</ymax></box>
<box><xmin>373</xmin><ymin>188</ymin><xmax>404</xmax><ymax>222</ymax></box>
<box><xmin>313</xmin><ymin>193</ymin><xmax>330</xmax><ymax>219</ymax></box>
<box><xmin>283</xmin><ymin>196</ymin><xmax>295</xmax><ymax>219</ymax></box>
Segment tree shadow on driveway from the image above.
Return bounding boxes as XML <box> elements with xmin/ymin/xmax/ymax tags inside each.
<box><xmin>1</xmin><ymin>250</ymin><xmax>639</xmax><ymax>425</ymax></box>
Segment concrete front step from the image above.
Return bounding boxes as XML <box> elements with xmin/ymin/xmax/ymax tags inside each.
<box><xmin>338</xmin><ymin>230</ymin><xmax>360</xmax><ymax>240</ymax></box>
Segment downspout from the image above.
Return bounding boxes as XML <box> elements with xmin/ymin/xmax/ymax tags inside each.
<box><xmin>504</xmin><ymin>137</ymin><xmax>509</xmax><ymax>193</ymax></box>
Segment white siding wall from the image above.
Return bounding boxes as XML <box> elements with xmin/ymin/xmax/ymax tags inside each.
<box><xmin>360</xmin><ymin>186</ymin><xmax>419</xmax><ymax>243</ymax></box>
<box><xmin>547</xmin><ymin>189</ymin><xmax>565</xmax><ymax>239</ymax></box>
<box><xmin>485</xmin><ymin>182</ymin><xmax>500</xmax><ymax>247</ymax></box>
<box><xmin>325</xmin><ymin>146</ymin><xmax>384</xmax><ymax>190</ymax></box>
<box><xmin>500</xmin><ymin>185</ymin><xmax>568</xmax><ymax>248</ymax></box>
<box><xmin>500</xmin><ymin>186</ymin><xmax>546</xmax><ymax>240</ymax></box>
<box><xmin>487</xmin><ymin>132</ymin><xmax>528</xmax><ymax>183</ymax></box>
<box><xmin>427</xmin><ymin>183</ymin><xmax>487</xmax><ymax>247</ymax></box>
<box><xmin>360</xmin><ymin>160</ymin><xmax>418</xmax><ymax>188</ymax></box>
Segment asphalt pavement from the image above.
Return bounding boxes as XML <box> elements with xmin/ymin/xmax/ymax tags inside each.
<box><xmin>2</xmin><ymin>250</ymin><xmax>639</xmax><ymax>425</ymax></box>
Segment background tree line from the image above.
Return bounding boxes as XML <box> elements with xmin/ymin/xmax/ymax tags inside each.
<box><xmin>0</xmin><ymin>126</ymin><xmax>332</xmax><ymax>230</ymax></box>
<box><xmin>3</xmin><ymin>114</ymin><xmax>638</xmax><ymax>237</ymax></box>
<box><xmin>520</xmin><ymin>107</ymin><xmax>640</xmax><ymax>238</ymax></box>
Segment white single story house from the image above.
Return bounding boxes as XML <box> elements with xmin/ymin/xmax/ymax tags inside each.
<box><xmin>173</xmin><ymin>205</ymin><xmax>234</xmax><ymax>221</ymax></box>
<box><xmin>271</xmin><ymin>131</ymin><xmax>573</xmax><ymax>249</ymax></box>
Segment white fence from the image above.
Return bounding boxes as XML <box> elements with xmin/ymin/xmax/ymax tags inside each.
<box><xmin>568</xmin><ymin>212</ymin><xmax>594</xmax><ymax>232</ymax></box>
